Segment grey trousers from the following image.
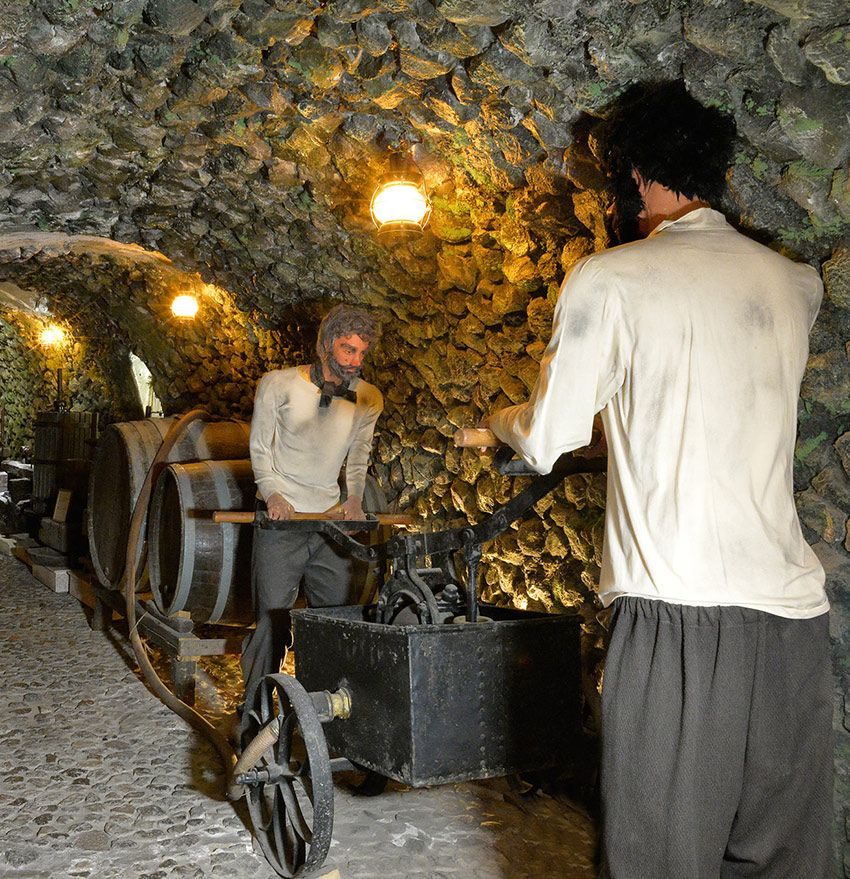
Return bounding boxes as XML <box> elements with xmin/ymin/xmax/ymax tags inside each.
<box><xmin>600</xmin><ymin>597</ymin><xmax>833</xmax><ymax>879</ymax></box>
<box><xmin>240</xmin><ymin>526</ymin><xmax>354</xmax><ymax>713</ymax></box>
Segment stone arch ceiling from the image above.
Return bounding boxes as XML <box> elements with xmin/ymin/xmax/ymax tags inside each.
<box><xmin>0</xmin><ymin>231</ymin><xmax>314</xmax><ymax>418</ymax></box>
<box><xmin>0</xmin><ymin>0</ymin><xmax>846</xmax><ymax>325</ymax></box>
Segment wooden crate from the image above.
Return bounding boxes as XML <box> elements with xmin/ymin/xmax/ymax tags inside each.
<box><xmin>32</xmin><ymin>411</ymin><xmax>97</xmax><ymax>516</ymax></box>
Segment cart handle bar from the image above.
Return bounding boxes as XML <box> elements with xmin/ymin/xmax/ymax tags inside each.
<box><xmin>212</xmin><ymin>510</ymin><xmax>414</xmax><ymax>526</ymax></box>
<box><xmin>454</xmin><ymin>427</ymin><xmax>500</xmax><ymax>448</ymax></box>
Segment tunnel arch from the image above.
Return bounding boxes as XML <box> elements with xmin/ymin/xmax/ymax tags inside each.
<box><xmin>0</xmin><ymin>232</ymin><xmax>315</xmax><ymax>422</ymax></box>
<box><xmin>0</xmin><ymin>2</ymin><xmax>847</xmax><ymax>850</ymax></box>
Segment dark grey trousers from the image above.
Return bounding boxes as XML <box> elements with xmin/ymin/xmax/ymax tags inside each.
<box><xmin>240</xmin><ymin>526</ymin><xmax>354</xmax><ymax>712</ymax></box>
<box><xmin>600</xmin><ymin>597</ymin><xmax>833</xmax><ymax>879</ymax></box>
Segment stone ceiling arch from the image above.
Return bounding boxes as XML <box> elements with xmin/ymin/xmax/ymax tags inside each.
<box><xmin>0</xmin><ymin>231</ymin><xmax>314</xmax><ymax>418</ymax></box>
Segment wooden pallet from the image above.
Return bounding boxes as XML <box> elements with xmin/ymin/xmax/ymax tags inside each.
<box><xmin>88</xmin><ymin>584</ymin><xmax>248</xmax><ymax>705</ymax></box>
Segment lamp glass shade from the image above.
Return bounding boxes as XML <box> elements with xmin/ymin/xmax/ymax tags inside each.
<box><xmin>39</xmin><ymin>325</ymin><xmax>65</xmax><ymax>346</ymax></box>
<box><xmin>171</xmin><ymin>294</ymin><xmax>199</xmax><ymax>319</ymax></box>
<box><xmin>370</xmin><ymin>180</ymin><xmax>430</xmax><ymax>230</ymax></box>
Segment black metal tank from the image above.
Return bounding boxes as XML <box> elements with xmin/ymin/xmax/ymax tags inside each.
<box><xmin>293</xmin><ymin>603</ymin><xmax>582</xmax><ymax>786</ymax></box>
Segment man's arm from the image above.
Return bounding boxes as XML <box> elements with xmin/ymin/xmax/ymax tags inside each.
<box><xmin>488</xmin><ymin>256</ymin><xmax>624</xmax><ymax>473</ymax></box>
<box><xmin>342</xmin><ymin>385</ymin><xmax>383</xmax><ymax>518</ymax></box>
<box><xmin>249</xmin><ymin>371</ymin><xmax>295</xmax><ymax>519</ymax></box>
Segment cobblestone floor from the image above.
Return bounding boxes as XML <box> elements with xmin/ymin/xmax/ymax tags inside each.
<box><xmin>0</xmin><ymin>552</ymin><xmax>597</xmax><ymax>879</ymax></box>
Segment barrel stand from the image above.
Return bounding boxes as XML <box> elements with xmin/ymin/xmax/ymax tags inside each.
<box><xmin>88</xmin><ymin>585</ymin><xmax>247</xmax><ymax>704</ymax></box>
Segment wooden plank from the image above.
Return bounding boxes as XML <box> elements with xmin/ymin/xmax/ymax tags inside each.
<box><xmin>52</xmin><ymin>489</ymin><xmax>72</xmax><ymax>523</ymax></box>
<box><xmin>38</xmin><ymin>517</ymin><xmax>70</xmax><ymax>553</ymax></box>
<box><xmin>11</xmin><ymin>545</ymin><xmax>32</xmax><ymax>566</ymax></box>
<box><xmin>68</xmin><ymin>570</ymin><xmax>119</xmax><ymax>618</ymax></box>
<box><xmin>77</xmin><ymin>582</ymin><xmax>246</xmax><ymax>663</ymax></box>
<box><xmin>132</xmin><ymin>605</ymin><xmax>182</xmax><ymax>652</ymax></box>
<box><xmin>174</xmin><ymin>634</ymin><xmax>245</xmax><ymax>658</ymax></box>
<box><xmin>27</xmin><ymin>545</ymin><xmax>69</xmax><ymax>567</ymax></box>
<box><xmin>32</xmin><ymin>563</ymin><xmax>71</xmax><ymax>593</ymax></box>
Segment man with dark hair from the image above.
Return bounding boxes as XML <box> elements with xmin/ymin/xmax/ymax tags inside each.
<box><xmin>240</xmin><ymin>303</ymin><xmax>383</xmax><ymax>722</ymax></box>
<box><xmin>602</xmin><ymin>81</ymin><xmax>737</xmax><ymax>244</ymax></box>
<box><xmin>485</xmin><ymin>81</ymin><xmax>832</xmax><ymax>876</ymax></box>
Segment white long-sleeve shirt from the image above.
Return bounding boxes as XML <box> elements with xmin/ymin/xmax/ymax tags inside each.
<box><xmin>490</xmin><ymin>208</ymin><xmax>828</xmax><ymax>619</ymax></box>
<box><xmin>250</xmin><ymin>366</ymin><xmax>383</xmax><ymax>512</ymax></box>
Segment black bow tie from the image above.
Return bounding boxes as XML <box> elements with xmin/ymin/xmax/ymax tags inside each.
<box><xmin>319</xmin><ymin>381</ymin><xmax>357</xmax><ymax>408</ymax></box>
<box><xmin>310</xmin><ymin>362</ymin><xmax>357</xmax><ymax>408</ymax></box>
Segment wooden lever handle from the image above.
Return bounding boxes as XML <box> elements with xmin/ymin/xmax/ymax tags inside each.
<box><xmin>453</xmin><ymin>427</ymin><xmax>500</xmax><ymax>448</ymax></box>
<box><xmin>212</xmin><ymin>511</ymin><xmax>415</xmax><ymax>526</ymax></box>
<box><xmin>212</xmin><ymin>511</ymin><xmax>256</xmax><ymax>523</ymax></box>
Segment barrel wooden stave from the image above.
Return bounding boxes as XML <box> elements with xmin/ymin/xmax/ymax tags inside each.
<box><xmin>149</xmin><ymin>459</ymin><xmax>255</xmax><ymax>625</ymax></box>
<box><xmin>149</xmin><ymin>469</ymin><xmax>390</xmax><ymax>625</ymax></box>
<box><xmin>86</xmin><ymin>417</ymin><xmax>250</xmax><ymax>590</ymax></box>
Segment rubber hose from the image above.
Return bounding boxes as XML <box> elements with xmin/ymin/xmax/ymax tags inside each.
<box><xmin>122</xmin><ymin>408</ymin><xmax>238</xmax><ymax>782</ymax></box>
<box><xmin>227</xmin><ymin>717</ymin><xmax>281</xmax><ymax>801</ymax></box>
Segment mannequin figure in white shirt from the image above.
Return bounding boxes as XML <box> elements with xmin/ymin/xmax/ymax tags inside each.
<box><xmin>485</xmin><ymin>81</ymin><xmax>832</xmax><ymax>878</ymax></box>
<box><xmin>240</xmin><ymin>305</ymin><xmax>383</xmax><ymax>740</ymax></box>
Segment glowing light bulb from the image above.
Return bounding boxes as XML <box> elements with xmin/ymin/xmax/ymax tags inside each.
<box><xmin>171</xmin><ymin>294</ymin><xmax>199</xmax><ymax>319</ymax></box>
<box><xmin>370</xmin><ymin>180</ymin><xmax>431</xmax><ymax>231</ymax></box>
<box><xmin>39</xmin><ymin>324</ymin><xmax>65</xmax><ymax>346</ymax></box>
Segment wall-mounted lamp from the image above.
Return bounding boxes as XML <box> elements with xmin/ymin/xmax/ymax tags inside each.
<box><xmin>171</xmin><ymin>294</ymin><xmax>199</xmax><ymax>319</ymax></box>
<box><xmin>39</xmin><ymin>324</ymin><xmax>65</xmax><ymax>347</ymax></box>
<box><xmin>370</xmin><ymin>152</ymin><xmax>431</xmax><ymax>234</ymax></box>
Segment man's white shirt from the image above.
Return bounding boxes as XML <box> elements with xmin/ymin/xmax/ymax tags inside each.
<box><xmin>250</xmin><ymin>366</ymin><xmax>383</xmax><ymax>513</ymax></box>
<box><xmin>490</xmin><ymin>208</ymin><xmax>827</xmax><ymax>619</ymax></box>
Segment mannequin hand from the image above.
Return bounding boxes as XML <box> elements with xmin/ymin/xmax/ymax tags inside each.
<box><xmin>341</xmin><ymin>495</ymin><xmax>365</xmax><ymax>520</ymax></box>
<box><xmin>266</xmin><ymin>493</ymin><xmax>294</xmax><ymax>521</ymax></box>
<box><xmin>476</xmin><ymin>415</ymin><xmax>493</xmax><ymax>452</ymax></box>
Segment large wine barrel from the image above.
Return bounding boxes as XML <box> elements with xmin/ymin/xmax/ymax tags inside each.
<box><xmin>87</xmin><ymin>417</ymin><xmax>250</xmax><ymax>590</ymax></box>
<box><xmin>149</xmin><ymin>459</ymin><xmax>256</xmax><ymax>625</ymax></box>
<box><xmin>148</xmin><ymin>469</ymin><xmax>390</xmax><ymax>626</ymax></box>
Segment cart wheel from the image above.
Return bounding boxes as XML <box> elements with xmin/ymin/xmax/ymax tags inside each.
<box><xmin>242</xmin><ymin>674</ymin><xmax>334</xmax><ymax>878</ymax></box>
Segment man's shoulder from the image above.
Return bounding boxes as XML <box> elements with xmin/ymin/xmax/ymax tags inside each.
<box><xmin>260</xmin><ymin>365</ymin><xmax>303</xmax><ymax>383</ymax></box>
<box><xmin>560</xmin><ymin>242</ymin><xmax>644</xmax><ymax>300</ymax></box>
<box><xmin>256</xmin><ymin>366</ymin><xmax>307</xmax><ymax>396</ymax></box>
<box><xmin>355</xmin><ymin>378</ymin><xmax>383</xmax><ymax>409</ymax></box>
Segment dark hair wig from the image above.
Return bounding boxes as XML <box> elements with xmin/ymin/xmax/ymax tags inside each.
<box><xmin>600</xmin><ymin>81</ymin><xmax>737</xmax><ymax>241</ymax></box>
<box><xmin>316</xmin><ymin>303</ymin><xmax>381</xmax><ymax>361</ymax></box>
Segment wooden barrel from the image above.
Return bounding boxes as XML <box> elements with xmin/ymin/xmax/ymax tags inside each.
<box><xmin>148</xmin><ymin>469</ymin><xmax>391</xmax><ymax>626</ymax></box>
<box><xmin>86</xmin><ymin>417</ymin><xmax>250</xmax><ymax>590</ymax></box>
<box><xmin>32</xmin><ymin>410</ymin><xmax>97</xmax><ymax>517</ymax></box>
<box><xmin>149</xmin><ymin>459</ymin><xmax>256</xmax><ymax>625</ymax></box>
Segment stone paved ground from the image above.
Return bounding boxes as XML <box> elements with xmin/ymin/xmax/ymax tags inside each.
<box><xmin>0</xmin><ymin>552</ymin><xmax>596</xmax><ymax>879</ymax></box>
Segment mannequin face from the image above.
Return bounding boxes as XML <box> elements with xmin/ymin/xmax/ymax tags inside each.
<box><xmin>324</xmin><ymin>333</ymin><xmax>370</xmax><ymax>382</ymax></box>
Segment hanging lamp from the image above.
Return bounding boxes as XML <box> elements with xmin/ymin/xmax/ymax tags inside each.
<box><xmin>39</xmin><ymin>323</ymin><xmax>65</xmax><ymax>346</ymax></box>
<box><xmin>370</xmin><ymin>151</ymin><xmax>431</xmax><ymax>235</ymax></box>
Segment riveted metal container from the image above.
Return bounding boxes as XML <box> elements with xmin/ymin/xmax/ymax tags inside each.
<box><xmin>292</xmin><ymin>604</ymin><xmax>582</xmax><ymax>787</ymax></box>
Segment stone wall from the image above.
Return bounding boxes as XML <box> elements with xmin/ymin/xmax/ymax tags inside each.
<box><xmin>0</xmin><ymin>235</ymin><xmax>316</xmax><ymax>425</ymax></box>
<box><xmin>0</xmin><ymin>310</ymin><xmax>54</xmax><ymax>457</ymax></box>
<box><xmin>795</xmin><ymin>245</ymin><xmax>850</xmax><ymax>875</ymax></box>
<box><xmin>0</xmin><ymin>304</ymin><xmax>143</xmax><ymax>457</ymax></box>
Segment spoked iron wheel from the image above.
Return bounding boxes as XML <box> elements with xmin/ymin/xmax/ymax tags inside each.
<box><xmin>242</xmin><ymin>674</ymin><xmax>333</xmax><ymax>878</ymax></box>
